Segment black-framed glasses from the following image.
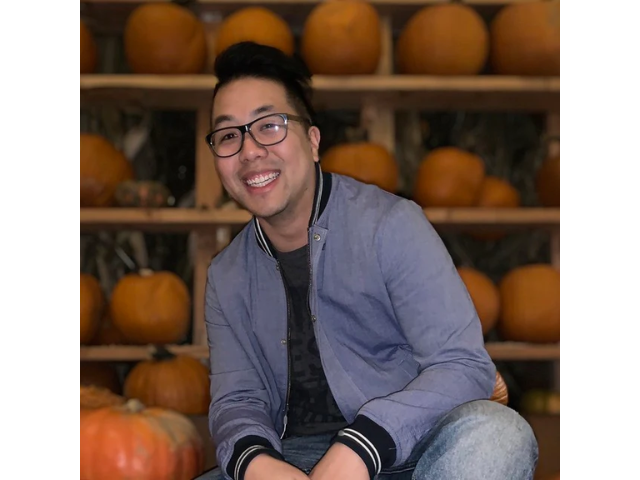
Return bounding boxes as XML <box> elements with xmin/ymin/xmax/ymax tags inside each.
<box><xmin>206</xmin><ymin>113</ymin><xmax>310</xmax><ymax>158</ymax></box>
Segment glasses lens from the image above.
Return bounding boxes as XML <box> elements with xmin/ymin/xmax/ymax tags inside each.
<box><xmin>212</xmin><ymin>128</ymin><xmax>242</xmax><ymax>157</ymax></box>
<box><xmin>251</xmin><ymin>114</ymin><xmax>288</xmax><ymax>146</ymax></box>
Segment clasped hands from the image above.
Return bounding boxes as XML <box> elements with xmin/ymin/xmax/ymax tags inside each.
<box><xmin>245</xmin><ymin>442</ymin><xmax>369</xmax><ymax>480</ymax></box>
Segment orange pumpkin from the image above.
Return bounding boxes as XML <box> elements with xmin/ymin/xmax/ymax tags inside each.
<box><xmin>80</xmin><ymin>399</ymin><xmax>205</xmax><ymax>479</ymax></box>
<box><xmin>81</xmin><ymin>362</ymin><xmax>122</xmax><ymax>394</ymax></box>
<box><xmin>301</xmin><ymin>0</ymin><xmax>381</xmax><ymax>75</ymax></box>
<box><xmin>321</xmin><ymin>142</ymin><xmax>399</xmax><ymax>192</ymax></box>
<box><xmin>490</xmin><ymin>371</ymin><xmax>509</xmax><ymax>405</ymax></box>
<box><xmin>124</xmin><ymin>347</ymin><xmax>210</xmax><ymax>415</ymax></box>
<box><xmin>490</xmin><ymin>1</ymin><xmax>560</xmax><ymax>76</ymax></box>
<box><xmin>215</xmin><ymin>7</ymin><xmax>294</xmax><ymax>56</ymax></box>
<box><xmin>81</xmin><ymin>385</ymin><xmax>126</xmax><ymax>410</ymax></box>
<box><xmin>81</xmin><ymin>273</ymin><xmax>105</xmax><ymax>344</ymax></box>
<box><xmin>110</xmin><ymin>268</ymin><xmax>191</xmax><ymax>345</ymax></box>
<box><xmin>80</xmin><ymin>133</ymin><xmax>135</xmax><ymax>207</ymax></box>
<box><xmin>536</xmin><ymin>155</ymin><xmax>560</xmax><ymax>207</ymax></box>
<box><xmin>396</xmin><ymin>4</ymin><xmax>489</xmax><ymax>75</ymax></box>
<box><xmin>413</xmin><ymin>147</ymin><xmax>486</xmax><ymax>207</ymax></box>
<box><xmin>124</xmin><ymin>3</ymin><xmax>207</xmax><ymax>74</ymax></box>
<box><xmin>91</xmin><ymin>313</ymin><xmax>129</xmax><ymax>346</ymax></box>
<box><xmin>81</xmin><ymin>20</ymin><xmax>98</xmax><ymax>73</ymax></box>
<box><xmin>470</xmin><ymin>176</ymin><xmax>521</xmax><ymax>240</ymax></box>
<box><xmin>498</xmin><ymin>264</ymin><xmax>560</xmax><ymax>343</ymax></box>
<box><xmin>457</xmin><ymin>267</ymin><xmax>500</xmax><ymax>335</ymax></box>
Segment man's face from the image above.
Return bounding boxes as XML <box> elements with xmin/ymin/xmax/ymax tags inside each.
<box><xmin>210</xmin><ymin>77</ymin><xmax>320</xmax><ymax>221</ymax></box>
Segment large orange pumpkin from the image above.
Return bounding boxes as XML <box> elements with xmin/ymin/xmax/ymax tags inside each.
<box><xmin>470</xmin><ymin>176</ymin><xmax>521</xmax><ymax>240</ymax></box>
<box><xmin>490</xmin><ymin>1</ymin><xmax>560</xmax><ymax>76</ymax></box>
<box><xmin>498</xmin><ymin>264</ymin><xmax>560</xmax><ymax>343</ymax></box>
<box><xmin>80</xmin><ymin>399</ymin><xmax>205</xmax><ymax>480</ymax></box>
<box><xmin>536</xmin><ymin>155</ymin><xmax>560</xmax><ymax>207</ymax></box>
<box><xmin>301</xmin><ymin>0</ymin><xmax>381</xmax><ymax>75</ymax></box>
<box><xmin>124</xmin><ymin>3</ymin><xmax>207</xmax><ymax>74</ymax></box>
<box><xmin>110</xmin><ymin>269</ymin><xmax>191</xmax><ymax>345</ymax></box>
<box><xmin>413</xmin><ymin>147</ymin><xmax>486</xmax><ymax>207</ymax></box>
<box><xmin>81</xmin><ymin>362</ymin><xmax>122</xmax><ymax>394</ymax></box>
<box><xmin>81</xmin><ymin>20</ymin><xmax>98</xmax><ymax>74</ymax></box>
<box><xmin>457</xmin><ymin>267</ymin><xmax>500</xmax><ymax>335</ymax></box>
<box><xmin>124</xmin><ymin>347</ymin><xmax>210</xmax><ymax>415</ymax></box>
<box><xmin>81</xmin><ymin>273</ymin><xmax>105</xmax><ymax>344</ymax></box>
<box><xmin>321</xmin><ymin>142</ymin><xmax>399</xmax><ymax>192</ymax></box>
<box><xmin>214</xmin><ymin>7</ymin><xmax>294</xmax><ymax>56</ymax></box>
<box><xmin>80</xmin><ymin>133</ymin><xmax>135</xmax><ymax>207</ymax></box>
<box><xmin>396</xmin><ymin>4</ymin><xmax>489</xmax><ymax>75</ymax></box>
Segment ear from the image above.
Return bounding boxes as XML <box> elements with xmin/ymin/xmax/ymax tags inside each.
<box><xmin>307</xmin><ymin>126</ymin><xmax>321</xmax><ymax>163</ymax></box>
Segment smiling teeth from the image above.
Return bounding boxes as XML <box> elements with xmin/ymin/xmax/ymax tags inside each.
<box><xmin>246</xmin><ymin>172</ymin><xmax>279</xmax><ymax>187</ymax></box>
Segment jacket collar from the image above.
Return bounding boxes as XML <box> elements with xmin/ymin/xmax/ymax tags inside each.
<box><xmin>253</xmin><ymin>162</ymin><xmax>332</xmax><ymax>258</ymax></box>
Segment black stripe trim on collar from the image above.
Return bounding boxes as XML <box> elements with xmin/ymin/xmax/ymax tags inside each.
<box><xmin>253</xmin><ymin>162</ymin><xmax>331</xmax><ymax>258</ymax></box>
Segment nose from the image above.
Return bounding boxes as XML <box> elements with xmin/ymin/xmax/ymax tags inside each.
<box><xmin>239</xmin><ymin>132</ymin><xmax>266</xmax><ymax>162</ymax></box>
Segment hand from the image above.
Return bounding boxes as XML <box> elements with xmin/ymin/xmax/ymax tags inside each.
<box><xmin>245</xmin><ymin>453</ymin><xmax>310</xmax><ymax>480</ymax></box>
<box><xmin>309</xmin><ymin>443</ymin><xmax>369</xmax><ymax>480</ymax></box>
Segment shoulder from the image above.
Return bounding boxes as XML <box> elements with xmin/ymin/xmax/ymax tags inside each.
<box><xmin>327</xmin><ymin>173</ymin><xmax>427</xmax><ymax>232</ymax></box>
<box><xmin>207</xmin><ymin>220</ymin><xmax>254</xmax><ymax>283</ymax></box>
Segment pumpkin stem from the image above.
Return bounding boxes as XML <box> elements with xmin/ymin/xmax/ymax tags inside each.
<box><xmin>151</xmin><ymin>344</ymin><xmax>176</xmax><ymax>361</ymax></box>
<box><xmin>138</xmin><ymin>268</ymin><xmax>154</xmax><ymax>277</ymax></box>
<box><xmin>123</xmin><ymin>398</ymin><xmax>146</xmax><ymax>413</ymax></box>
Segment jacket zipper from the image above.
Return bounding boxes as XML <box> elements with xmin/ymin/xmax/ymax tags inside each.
<box><xmin>276</xmin><ymin>259</ymin><xmax>292</xmax><ymax>439</ymax></box>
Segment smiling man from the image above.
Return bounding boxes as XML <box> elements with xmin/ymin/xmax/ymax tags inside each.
<box><xmin>196</xmin><ymin>42</ymin><xmax>538</xmax><ymax>480</ymax></box>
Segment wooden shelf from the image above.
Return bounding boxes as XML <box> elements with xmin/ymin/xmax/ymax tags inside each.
<box><xmin>80</xmin><ymin>342</ymin><xmax>560</xmax><ymax>361</ymax></box>
<box><xmin>80</xmin><ymin>207</ymin><xmax>559</xmax><ymax>232</ymax></box>
<box><xmin>80</xmin><ymin>75</ymin><xmax>560</xmax><ymax>111</ymax></box>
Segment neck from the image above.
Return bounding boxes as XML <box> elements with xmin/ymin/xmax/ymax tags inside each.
<box><xmin>258</xmin><ymin>168</ymin><xmax>317</xmax><ymax>253</ymax></box>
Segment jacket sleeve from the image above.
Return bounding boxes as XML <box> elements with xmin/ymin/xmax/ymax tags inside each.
<box><xmin>205</xmin><ymin>267</ymin><xmax>284</xmax><ymax>479</ymax></box>
<box><xmin>355</xmin><ymin>199</ymin><xmax>497</xmax><ymax>467</ymax></box>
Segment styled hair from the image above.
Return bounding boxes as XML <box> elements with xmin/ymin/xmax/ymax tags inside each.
<box><xmin>211</xmin><ymin>41</ymin><xmax>316</xmax><ymax>126</ymax></box>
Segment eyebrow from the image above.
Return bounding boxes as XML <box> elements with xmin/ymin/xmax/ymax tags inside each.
<box><xmin>212</xmin><ymin>104</ymin><xmax>276</xmax><ymax>129</ymax></box>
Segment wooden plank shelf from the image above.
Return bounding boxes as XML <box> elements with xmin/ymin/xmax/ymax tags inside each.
<box><xmin>80</xmin><ymin>75</ymin><xmax>560</xmax><ymax>111</ymax></box>
<box><xmin>80</xmin><ymin>207</ymin><xmax>560</xmax><ymax>232</ymax></box>
<box><xmin>80</xmin><ymin>342</ymin><xmax>560</xmax><ymax>362</ymax></box>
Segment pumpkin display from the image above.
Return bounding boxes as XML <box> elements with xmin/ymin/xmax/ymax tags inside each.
<box><xmin>396</xmin><ymin>4</ymin><xmax>489</xmax><ymax>75</ymax></box>
<box><xmin>490</xmin><ymin>1</ymin><xmax>560</xmax><ymax>76</ymax></box>
<box><xmin>80</xmin><ymin>398</ymin><xmax>205</xmax><ymax>479</ymax></box>
<box><xmin>80</xmin><ymin>133</ymin><xmax>135</xmax><ymax>207</ymax></box>
<box><xmin>80</xmin><ymin>385</ymin><xmax>126</xmax><ymax>410</ymax></box>
<box><xmin>81</xmin><ymin>362</ymin><xmax>122</xmax><ymax>394</ymax></box>
<box><xmin>498</xmin><ymin>264</ymin><xmax>560</xmax><ymax>343</ymax></box>
<box><xmin>110</xmin><ymin>269</ymin><xmax>191</xmax><ymax>345</ymax></box>
<box><xmin>124</xmin><ymin>346</ymin><xmax>210</xmax><ymax>415</ymax></box>
<box><xmin>124</xmin><ymin>3</ymin><xmax>207</xmax><ymax>74</ymax></box>
<box><xmin>536</xmin><ymin>155</ymin><xmax>560</xmax><ymax>207</ymax></box>
<box><xmin>114</xmin><ymin>180</ymin><xmax>173</xmax><ymax>208</ymax></box>
<box><xmin>469</xmin><ymin>176</ymin><xmax>521</xmax><ymax>241</ymax></box>
<box><xmin>81</xmin><ymin>20</ymin><xmax>98</xmax><ymax>74</ymax></box>
<box><xmin>91</xmin><ymin>313</ymin><xmax>129</xmax><ymax>346</ymax></box>
<box><xmin>520</xmin><ymin>389</ymin><xmax>560</xmax><ymax>415</ymax></box>
<box><xmin>457</xmin><ymin>267</ymin><xmax>500</xmax><ymax>335</ymax></box>
<box><xmin>81</xmin><ymin>273</ymin><xmax>105</xmax><ymax>344</ymax></box>
<box><xmin>490</xmin><ymin>371</ymin><xmax>509</xmax><ymax>405</ymax></box>
<box><xmin>413</xmin><ymin>147</ymin><xmax>486</xmax><ymax>207</ymax></box>
<box><xmin>214</xmin><ymin>7</ymin><xmax>294</xmax><ymax>56</ymax></box>
<box><xmin>321</xmin><ymin>142</ymin><xmax>399</xmax><ymax>192</ymax></box>
<box><xmin>301</xmin><ymin>0</ymin><xmax>381</xmax><ymax>75</ymax></box>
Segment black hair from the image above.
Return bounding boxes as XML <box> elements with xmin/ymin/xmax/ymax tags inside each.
<box><xmin>211</xmin><ymin>41</ymin><xmax>316</xmax><ymax>127</ymax></box>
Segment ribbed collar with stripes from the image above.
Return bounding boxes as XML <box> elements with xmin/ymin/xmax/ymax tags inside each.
<box><xmin>253</xmin><ymin>162</ymin><xmax>332</xmax><ymax>258</ymax></box>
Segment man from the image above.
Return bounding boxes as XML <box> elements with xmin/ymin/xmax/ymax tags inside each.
<box><xmin>197</xmin><ymin>41</ymin><xmax>538</xmax><ymax>480</ymax></box>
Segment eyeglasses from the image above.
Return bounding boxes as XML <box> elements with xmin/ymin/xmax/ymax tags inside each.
<box><xmin>206</xmin><ymin>113</ymin><xmax>310</xmax><ymax>158</ymax></box>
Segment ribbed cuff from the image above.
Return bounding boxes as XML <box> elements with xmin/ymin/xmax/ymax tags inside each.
<box><xmin>331</xmin><ymin>415</ymin><xmax>397</xmax><ymax>478</ymax></box>
<box><xmin>226</xmin><ymin>435</ymin><xmax>284</xmax><ymax>480</ymax></box>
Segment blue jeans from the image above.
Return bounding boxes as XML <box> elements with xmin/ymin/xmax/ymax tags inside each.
<box><xmin>195</xmin><ymin>400</ymin><xmax>539</xmax><ymax>479</ymax></box>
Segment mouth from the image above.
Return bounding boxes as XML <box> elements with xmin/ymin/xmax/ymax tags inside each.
<box><xmin>243</xmin><ymin>171</ymin><xmax>280</xmax><ymax>189</ymax></box>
